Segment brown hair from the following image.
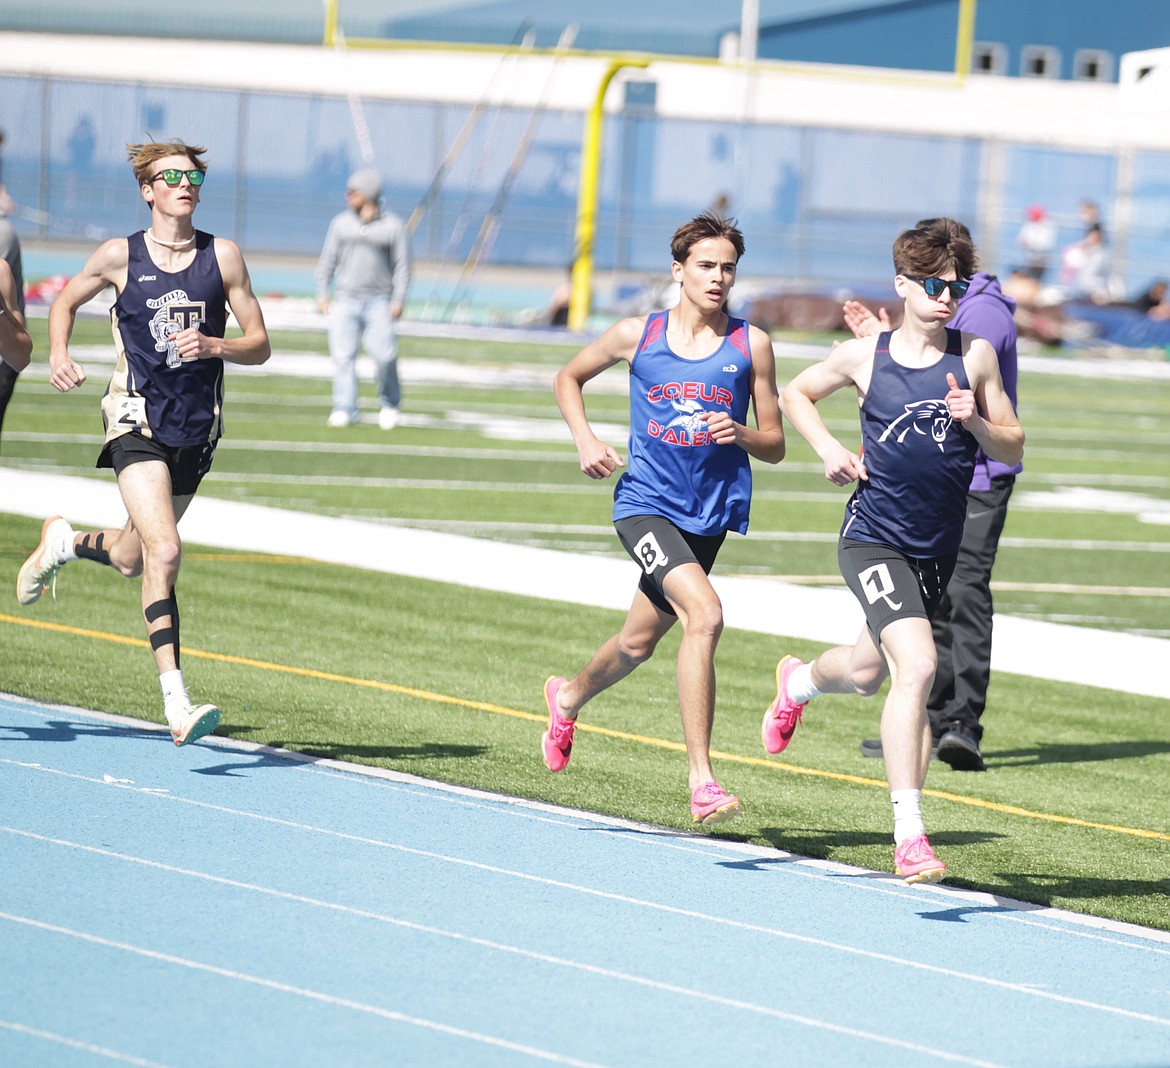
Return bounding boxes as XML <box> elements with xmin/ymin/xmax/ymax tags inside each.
<box><xmin>892</xmin><ymin>219</ymin><xmax>977</xmax><ymax>279</ymax></box>
<box><xmin>126</xmin><ymin>140</ymin><xmax>208</xmax><ymax>187</ymax></box>
<box><xmin>671</xmin><ymin>210</ymin><xmax>745</xmax><ymax>265</ymax></box>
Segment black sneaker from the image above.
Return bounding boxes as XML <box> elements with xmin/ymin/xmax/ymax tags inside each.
<box><xmin>935</xmin><ymin>729</ymin><xmax>986</xmax><ymax>771</ymax></box>
<box><xmin>859</xmin><ymin>737</ymin><xmax>941</xmax><ymax>760</ymax></box>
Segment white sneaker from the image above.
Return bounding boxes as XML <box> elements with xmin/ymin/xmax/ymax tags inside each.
<box><xmin>378</xmin><ymin>407</ymin><xmax>400</xmax><ymax>430</ymax></box>
<box><xmin>17</xmin><ymin>515</ymin><xmax>74</xmax><ymax>605</ymax></box>
<box><xmin>326</xmin><ymin>410</ymin><xmax>353</xmax><ymax>428</ymax></box>
<box><xmin>170</xmin><ymin>701</ymin><xmax>221</xmax><ymax>747</ymax></box>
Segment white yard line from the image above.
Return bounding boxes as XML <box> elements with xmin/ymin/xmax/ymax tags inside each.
<box><xmin>3</xmin><ymin>468</ymin><xmax>1168</xmax><ymax>700</ymax></box>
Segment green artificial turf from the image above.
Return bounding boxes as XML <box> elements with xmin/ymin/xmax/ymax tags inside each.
<box><xmin>3</xmin><ymin>313</ymin><xmax>1167</xmax><ymax>930</ymax></box>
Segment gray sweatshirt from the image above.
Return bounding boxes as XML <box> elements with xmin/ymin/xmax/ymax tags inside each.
<box><xmin>315</xmin><ymin>207</ymin><xmax>410</xmax><ymax>304</ymax></box>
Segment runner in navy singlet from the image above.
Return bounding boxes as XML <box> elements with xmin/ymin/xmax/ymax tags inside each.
<box><xmin>542</xmin><ymin>211</ymin><xmax>786</xmax><ymax>827</ymax></box>
<box><xmin>17</xmin><ymin>139</ymin><xmax>270</xmax><ymax>749</ymax></box>
<box><xmin>0</xmin><ymin>258</ymin><xmax>30</xmax><ymax>373</ymax></box>
<box><xmin>760</xmin><ymin>222</ymin><xmax>1023</xmax><ymax>884</ymax></box>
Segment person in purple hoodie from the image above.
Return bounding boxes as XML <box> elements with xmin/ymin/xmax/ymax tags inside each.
<box><xmin>845</xmin><ymin>217</ymin><xmax>1021</xmax><ymax>771</ymax></box>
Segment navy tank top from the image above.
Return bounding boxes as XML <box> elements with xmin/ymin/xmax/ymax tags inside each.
<box><xmin>612</xmin><ymin>310</ymin><xmax>754</xmax><ymax>536</ymax></box>
<box><xmin>841</xmin><ymin>329</ymin><xmax>979</xmax><ymax>557</ymax></box>
<box><xmin>101</xmin><ymin>230</ymin><xmax>228</xmax><ymax>448</ymax></box>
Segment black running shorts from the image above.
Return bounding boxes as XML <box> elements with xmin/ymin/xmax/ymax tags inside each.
<box><xmin>614</xmin><ymin>514</ymin><xmax>726</xmax><ymax>616</ymax></box>
<box><xmin>98</xmin><ymin>433</ymin><xmax>217</xmax><ymax>497</ymax></box>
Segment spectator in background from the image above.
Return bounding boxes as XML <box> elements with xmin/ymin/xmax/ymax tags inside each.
<box><xmin>1015</xmin><ymin>205</ymin><xmax>1056</xmax><ymax>281</ymax></box>
<box><xmin>1133</xmin><ymin>279</ymin><xmax>1169</xmax><ymax>317</ymax></box>
<box><xmin>1079</xmin><ymin>199</ymin><xmax>1102</xmax><ymax>239</ymax></box>
<box><xmin>1061</xmin><ymin>222</ymin><xmax>1111</xmax><ymax>302</ymax></box>
<box><xmin>316</xmin><ymin>168</ymin><xmax>411</xmax><ymax>430</ymax></box>
<box><xmin>0</xmin><ymin>128</ymin><xmax>25</xmax><ymax>447</ymax></box>
<box><xmin>845</xmin><ymin>217</ymin><xmax>1023</xmax><ymax>772</ymax></box>
<box><xmin>65</xmin><ymin>116</ymin><xmax>96</xmax><ymax>204</ymax></box>
<box><xmin>545</xmin><ymin>268</ymin><xmax>572</xmax><ymax>327</ymax></box>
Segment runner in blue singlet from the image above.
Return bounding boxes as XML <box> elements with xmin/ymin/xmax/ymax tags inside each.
<box><xmin>542</xmin><ymin>210</ymin><xmax>786</xmax><ymax>827</ymax></box>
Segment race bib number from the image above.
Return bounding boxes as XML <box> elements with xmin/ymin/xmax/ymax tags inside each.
<box><xmin>115</xmin><ymin>395</ymin><xmax>147</xmax><ymax>428</ymax></box>
<box><xmin>859</xmin><ymin>563</ymin><xmax>903</xmax><ymax>611</ymax></box>
<box><xmin>634</xmin><ymin>532</ymin><xmax>669</xmax><ymax>575</ymax></box>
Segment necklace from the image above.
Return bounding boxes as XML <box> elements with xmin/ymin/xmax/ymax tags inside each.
<box><xmin>145</xmin><ymin>229</ymin><xmax>195</xmax><ymax>249</ymax></box>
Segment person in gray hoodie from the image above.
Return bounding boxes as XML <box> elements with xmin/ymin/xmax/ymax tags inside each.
<box><xmin>846</xmin><ymin>217</ymin><xmax>1022</xmax><ymax>771</ymax></box>
<box><xmin>315</xmin><ymin>168</ymin><xmax>411</xmax><ymax>430</ymax></box>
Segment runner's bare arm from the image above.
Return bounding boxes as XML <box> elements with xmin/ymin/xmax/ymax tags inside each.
<box><xmin>46</xmin><ymin>238</ymin><xmax>130</xmax><ymax>392</ymax></box>
<box><xmin>553</xmin><ymin>316</ymin><xmax>643</xmax><ymax>479</ymax></box>
<box><xmin>174</xmin><ymin>238</ymin><xmax>271</xmax><ymax>365</ymax></box>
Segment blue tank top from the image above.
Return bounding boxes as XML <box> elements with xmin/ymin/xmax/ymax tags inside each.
<box><xmin>841</xmin><ymin>329</ymin><xmax>979</xmax><ymax>557</ymax></box>
<box><xmin>612</xmin><ymin>310</ymin><xmax>754</xmax><ymax>536</ymax></box>
<box><xmin>101</xmin><ymin>230</ymin><xmax>228</xmax><ymax>448</ymax></box>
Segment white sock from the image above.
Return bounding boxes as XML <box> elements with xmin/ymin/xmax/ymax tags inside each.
<box><xmin>160</xmin><ymin>669</ymin><xmax>189</xmax><ymax>724</ymax></box>
<box><xmin>891</xmin><ymin>789</ymin><xmax>925</xmax><ymax>845</ymax></box>
<box><xmin>57</xmin><ymin>531</ymin><xmax>78</xmax><ymax>563</ymax></box>
<box><xmin>787</xmin><ymin>662</ymin><xmax>822</xmax><ymax>705</ymax></box>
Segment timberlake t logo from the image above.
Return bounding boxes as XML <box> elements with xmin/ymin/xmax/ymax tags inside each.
<box><xmin>147</xmin><ymin>289</ymin><xmax>207</xmax><ymax>368</ymax></box>
<box><xmin>645</xmin><ymin>381</ymin><xmax>733</xmax><ymax>447</ymax></box>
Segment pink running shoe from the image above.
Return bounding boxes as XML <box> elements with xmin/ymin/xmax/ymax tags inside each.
<box><xmin>894</xmin><ymin>834</ymin><xmax>947</xmax><ymax>884</ymax></box>
<box><xmin>761</xmin><ymin>655</ymin><xmax>807</xmax><ymax>755</ymax></box>
<box><xmin>541</xmin><ymin>676</ymin><xmax>576</xmax><ymax>772</ymax></box>
<box><xmin>690</xmin><ymin>781</ymin><xmax>741</xmax><ymax>825</ymax></box>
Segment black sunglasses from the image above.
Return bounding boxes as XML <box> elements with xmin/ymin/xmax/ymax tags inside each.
<box><xmin>150</xmin><ymin>169</ymin><xmax>205</xmax><ymax>187</ymax></box>
<box><xmin>903</xmin><ymin>274</ymin><xmax>969</xmax><ymax>299</ymax></box>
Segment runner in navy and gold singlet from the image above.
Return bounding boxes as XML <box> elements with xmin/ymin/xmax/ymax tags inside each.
<box><xmin>543</xmin><ymin>211</ymin><xmax>786</xmax><ymax>826</ymax></box>
<box><xmin>761</xmin><ymin>220</ymin><xmax>1023</xmax><ymax>884</ymax></box>
<box><xmin>17</xmin><ymin>139</ymin><xmax>270</xmax><ymax>750</ymax></box>
<box><xmin>102</xmin><ymin>228</ymin><xmax>228</xmax><ymax>451</ymax></box>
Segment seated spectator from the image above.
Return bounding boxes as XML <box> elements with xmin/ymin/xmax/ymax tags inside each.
<box><xmin>1060</xmin><ymin>223</ymin><xmax>1111</xmax><ymax>303</ymax></box>
<box><xmin>1016</xmin><ymin>205</ymin><xmax>1056</xmax><ymax>281</ymax></box>
<box><xmin>1133</xmin><ymin>280</ymin><xmax>1169</xmax><ymax>317</ymax></box>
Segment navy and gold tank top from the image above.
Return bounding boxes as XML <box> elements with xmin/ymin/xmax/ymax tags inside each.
<box><xmin>612</xmin><ymin>309</ymin><xmax>754</xmax><ymax>536</ymax></box>
<box><xmin>842</xmin><ymin>328</ymin><xmax>979</xmax><ymax>557</ymax></box>
<box><xmin>101</xmin><ymin>230</ymin><xmax>228</xmax><ymax>448</ymax></box>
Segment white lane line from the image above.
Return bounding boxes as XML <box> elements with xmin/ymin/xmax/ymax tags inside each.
<box><xmin>0</xmin><ymin>1020</ymin><xmax>172</xmax><ymax>1067</ymax></box>
<box><xmin>0</xmin><ymin>843</ymin><xmax>1005</xmax><ymax>1068</ymax></box>
<box><xmin>4</xmin><ymin>773</ymin><xmax>1169</xmax><ymax>1030</ymax></box>
<box><xmin>7</xmin><ymin>700</ymin><xmax>1170</xmax><ymax>955</ymax></box>
<box><xmin>0</xmin><ymin>911</ymin><xmax>607</xmax><ymax>1068</ymax></box>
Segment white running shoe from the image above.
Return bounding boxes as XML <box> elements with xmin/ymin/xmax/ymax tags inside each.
<box><xmin>170</xmin><ymin>702</ymin><xmax>221</xmax><ymax>747</ymax></box>
<box><xmin>326</xmin><ymin>410</ymin><xmax>354</xmax><ymax>428</ymax></box>
<box><xmin>17</xmin><ymin>516</ymin><xmax>75</xmax><ymax>605</ymax></box>
<box><xmin>378</xmin><ymin>406</ymin><xmax>400</xmax><ymax>430</ymax></box>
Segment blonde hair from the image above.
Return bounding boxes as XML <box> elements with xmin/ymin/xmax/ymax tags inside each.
<box><xmin>126</xmin><ymin>140</ymin><xmax>208</xmax><ymax>187</ymax></box>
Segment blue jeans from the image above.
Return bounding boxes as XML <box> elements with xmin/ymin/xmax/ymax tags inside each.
<box><xmin>328</xmin><ymin>295</ymin><xmax>401</xmax><ymax>418</ymax></box>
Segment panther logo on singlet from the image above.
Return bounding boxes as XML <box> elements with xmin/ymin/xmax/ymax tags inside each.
<box><xmin>147</xmin><ymin>289</ymin><xmax>207</xmax><ymax>368</ymax></box>
<box><xmin>878</xmin><ymin>399</ymin><xmax>952</xmax><ymax>452</ymax></box>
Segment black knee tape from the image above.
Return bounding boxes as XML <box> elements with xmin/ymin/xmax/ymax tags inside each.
<box><xmin>149</xmin><ymin>627</ymin><xmax>177</xmax><ymax>652</ymax></box>
<box><xmin>144</xmin><ymin>592</ymin><xmax>181</xmax><ymax>666</ymax></box>
<box><xmin>76</xmin><ymin>532</ymin><xmax>112</xmax><ymax>567</ymax></box>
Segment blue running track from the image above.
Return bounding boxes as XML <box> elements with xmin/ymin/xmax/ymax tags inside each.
<box><xmin>2</xmin><ymin>694</ymin><xmax>1168</xmax><ymax>1067</ymax></box>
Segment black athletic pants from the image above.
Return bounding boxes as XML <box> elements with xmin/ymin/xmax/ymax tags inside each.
<box><xmin>926</xmin><ymin>476</ymin><xmax>1016</xmax><ymax>743</ymax></box>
